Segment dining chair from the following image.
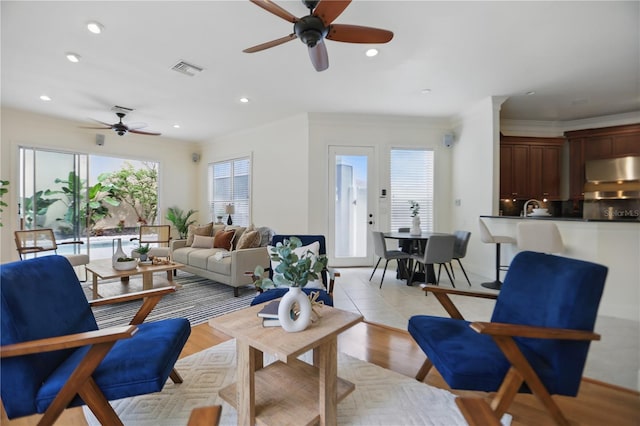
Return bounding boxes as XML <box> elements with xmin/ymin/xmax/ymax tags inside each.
<box><xmin>478</xmin><ymin>218</ymin><xmax>516</xmax><ymax>290</ymax></box>
<box><xmin>450</xmin><ymin>230</ymin><xmax>472</xmax><ymax>286</ymax></box>
<box><xmin>408</xmin><ymin>234</ymin><xmax>456</xmax><ymax>287</ymax></box>
<box><xmin>408</xmin><ymin>251</ymin><xmax>608</xmax><ymax>426</ymax></box>
<box><xmin>370</xmin><ymin>231</ymin><xmax>412</xmax><ymax>288</ymax></box>
<box><xmin>14</xmin><ymin>228</ymin><xmax>90</xmax><ymax>281</ymax></box>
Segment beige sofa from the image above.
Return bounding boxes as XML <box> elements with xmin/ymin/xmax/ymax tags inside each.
<box><xmin>170</xmin><ymin>224</ymin><xmax>271</xmax><ymax>296</ymax></box>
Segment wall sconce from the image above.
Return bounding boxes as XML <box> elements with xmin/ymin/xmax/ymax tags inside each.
<box><xmin>225</xmin><ymin>204</ymin><xmax>235</xmax><ymax>225</ymax></box>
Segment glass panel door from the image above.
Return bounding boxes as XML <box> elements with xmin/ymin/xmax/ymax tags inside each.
<box><xmin>328</xmin><ymin>146</ymin><xmax>375</xmax><ymax>267</ymax></box>
<box><xmin>19</xmin><ymin>147</ymin><xmax>89</xmax><ymax>256</ymax></box>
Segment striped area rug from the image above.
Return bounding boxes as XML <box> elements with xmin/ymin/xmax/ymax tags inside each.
<box><xmin>84</xmin><ymin>272</ymin><xmax>257</xmax><ymax>327</ymax></box>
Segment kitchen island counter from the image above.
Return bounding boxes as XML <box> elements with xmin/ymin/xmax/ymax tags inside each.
<box><xmin>478</xmin><ymin>216</ymin><xmax>639</xmax><ymax>322</ymax></box>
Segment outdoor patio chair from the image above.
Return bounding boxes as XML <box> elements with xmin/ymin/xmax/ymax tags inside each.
<box><xmin>14</xmin><ymin>228</ymin><xmax>90</xmax><ymax>281</ymax></box>
<box><xmin>130</xmin><ymin>224</ymin><xmax>172</xmax><ymax>259</ymax></box>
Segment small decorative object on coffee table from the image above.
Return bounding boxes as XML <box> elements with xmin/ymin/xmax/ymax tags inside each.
<box><xmin>253</xmin><ymin>237</ymin><xmax>328</xmax><ymax>332</ymax></box>
<box><xmin>409</xmin><ymin>200</ymin><xmax>421</xmax><ymax>236</ymax></box>
<box><xmin>136</xmin><ymin>243</ymin><xmax>151</xmax><ymax>261</ymax></box>
<box><xmin>113</xmin><ymin>257</ymin><xmax>137</xmax><ymax>271</ymax></box>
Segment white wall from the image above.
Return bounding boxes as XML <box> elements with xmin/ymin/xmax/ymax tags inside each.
<box><xmin>0</xmin><ymin>108</ymin><xmax>200</xmax><ymax>263</ymax></box>
<box><xmin>201</xmin><ymin>114</ymin><xmax>310</xmax><ymax>233</ymax></box>
<box><xmin>451</xmin><ymin>97</ymin><xmax>505</xmax><ymax>280</ymax></box>
<box><xmin>307</xmin><ymin>113</ymin><xmax>453</xmax><ymax>238</ymax></box>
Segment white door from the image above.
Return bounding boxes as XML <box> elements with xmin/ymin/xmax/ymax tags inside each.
<box><xmin>328</xmin><ymin>146</ymin><xmax>376</xmax><ymax>267</ymax></box>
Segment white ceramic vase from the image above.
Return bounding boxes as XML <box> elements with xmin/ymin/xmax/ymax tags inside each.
<box><xmin>278</xmin><ymin>287</ymin><xmax>312</xmax><ymax>332</ymax></box>
<box><xmin>112</xmin><ymin>238</ymin><xmax>127</xmax><ymax>268</ymax></box>
<box><xmin>410</xmin><ymin>215</ymin><xmax>421</xmax><ymax>236</ymax></box>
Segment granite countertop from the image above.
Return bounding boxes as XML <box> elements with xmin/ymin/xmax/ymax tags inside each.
<box><xmin>480</xmin><ymin>215</ymin><xmax>639</xmax><ymax>223</ymax></box>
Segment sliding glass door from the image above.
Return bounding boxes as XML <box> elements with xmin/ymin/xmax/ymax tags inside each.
<box><xmin>19</xmin><ymin>147</ymin><xmax>89</xmax><ymax>256</ymax></box>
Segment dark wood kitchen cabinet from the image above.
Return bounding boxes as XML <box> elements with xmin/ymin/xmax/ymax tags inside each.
<box><xmin>565</xmin><ymin>123</ymin><xmax>640</xmax><ymax>199</ymax></box>
<box><xmin>500</xmin><ymin>135</ymin><xmax>564</xmax><ymax>200</ymax></box>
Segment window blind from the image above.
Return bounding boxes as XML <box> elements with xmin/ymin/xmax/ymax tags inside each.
<box><xmin>209</xmin><ymin>157</ymin><xmax>251</xmax><ymax>226</ymax></box>
<box><xmin>390</xmin><ymin>149</ymin><xmax>434</xmax><ymax>232</ymax></box>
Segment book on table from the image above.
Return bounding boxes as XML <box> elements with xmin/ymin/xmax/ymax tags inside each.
<box><xmin>262</xmin><ymin>318</ymin><xmax>281</xmax><ymax>327</ymax></box>
<box><xmin>256</xmin><ymin>300</ymin><xmax>280</xmax><ymax>319</ymax></box>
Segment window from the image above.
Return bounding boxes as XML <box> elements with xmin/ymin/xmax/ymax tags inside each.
<box><xmin>209</xmin><ymin>157</ymin><xmax>251</xmax><ymax>226</ymax></box>
<box><xmin>390</xmin><ymin>149</ymin><xmax>434</xmax><ymax>231</ymax></box>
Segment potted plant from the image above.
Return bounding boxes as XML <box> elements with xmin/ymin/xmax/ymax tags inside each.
<box><xmin>0</xmin><ymin>180</ymin><xmax>8</xmax><ymax>227</ymax></box>
<box><xmin>166</xmin><ymin>206</ymin><xmax>197</xmax><ymax>239</ymax></box>
<box><xmin>253</xmin><ymin>237</ymin><xmax>328</xmax><ymax>332</ymax></box>
<box><xmin>136</xmin><ymin>243</ymin><xmax>151</xmax><ymax>261</ymax></box>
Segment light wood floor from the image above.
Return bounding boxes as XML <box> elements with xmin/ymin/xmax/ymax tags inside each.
<box><xmin>3</xmin><ymin>321</ymin><xmax>639</xmax><ymax>426</ymax></box>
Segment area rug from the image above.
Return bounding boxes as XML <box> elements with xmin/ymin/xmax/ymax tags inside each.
<box><xmin>84</xmin><ymin>339</ymin><xmax>512</xmax><ymax>426</ymax></box>
<box><xmin>83</xmin><ymin>273</ymin><xmax>257</xmax><ymax>327</ymax></box>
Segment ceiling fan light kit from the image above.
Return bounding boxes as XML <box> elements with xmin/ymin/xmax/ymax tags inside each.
<box><xmin>245</xmin><ymin>0</ymin><xmax>393</xmax><ymax>72</ymax></box>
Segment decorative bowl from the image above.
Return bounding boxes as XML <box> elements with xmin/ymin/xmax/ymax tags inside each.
<box><xmin>113</xmin><ymin>259</ymin><xmax>138</xmax><ymax>271</ymax></box>
<box><xmin>532</xmin><ymin>208</ymin><xmax>549</xmax><ymax>215</ymax></box>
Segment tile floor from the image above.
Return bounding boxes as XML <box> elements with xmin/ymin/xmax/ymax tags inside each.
<box><xmin>332</xmin><ymin>262</ymin><xmax>640</xmax><ymax>391</ymax></box>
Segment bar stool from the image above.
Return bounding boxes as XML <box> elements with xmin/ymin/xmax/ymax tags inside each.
<box><xmin>516</xmin><ymin>222</ymin><xmax>564</xmax><ymax>254</ymax></box>
<box><xmin>478</xmin><ymin>218</ymin><xmax>516</xmax><ymax>290</ymax></box>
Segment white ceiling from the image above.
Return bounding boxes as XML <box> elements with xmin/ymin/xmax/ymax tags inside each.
<box><xmin>2</xmin><ymin>1</ymin><xmax>638</xmax><ymax>142</ymax></box>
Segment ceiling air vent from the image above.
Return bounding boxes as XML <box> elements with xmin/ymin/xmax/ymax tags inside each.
<box><xmin>171</xmin><ymin>61</ymin><xmax>203</xmax><ymax>77</ymax></box>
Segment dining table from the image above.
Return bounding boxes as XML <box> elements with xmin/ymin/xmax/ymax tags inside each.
<box><xmin>383</xmin><ymin>231</ymin><xmax>453</xmax><ymax>285</ymax></box>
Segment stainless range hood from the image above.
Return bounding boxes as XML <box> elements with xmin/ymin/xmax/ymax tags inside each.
<box><xmin>583</xmin><ymin>156</ymin><xmax>640</xmax><ymax>220</ymax></box>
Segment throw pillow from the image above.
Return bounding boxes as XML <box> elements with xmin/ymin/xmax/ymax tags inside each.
<box><xmin>213</xmin><ymin>229</ymin><xmax>235</xmax><ymax>251</ymax></box>
<box><xmin>225</xmin><ymin>225</ymin><xmax>246</xmax><ymax>250</ymax></box>
<box><xmin>268</xmin><ymin>241</ymin><xmax>325</xmax><ymax>289</ymax></box>
<box><xmin>191</xmin><ymin>235</ymin><xmax>215</xmax><ymax>249</ymax></box>
<box><xmin>257</xmin><ymin>226</ymin><xmax>276</xmax><ymax>247</ymax></box>
<box><xmin>186</xmin><ymin>222</ymin><xmax>213</xmax><ymax>246</ymax></box>
<box><xmin>236</xmin><ymin>230</ymin><xmax>261</xmax><ymax>249</ymax></box>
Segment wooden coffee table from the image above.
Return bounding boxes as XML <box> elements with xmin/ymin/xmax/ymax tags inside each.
<box><xmin>86</xmin><ymin>258</ymin><xmax>184</xmax><ymax>299</ymax></box>
<box><xmin>209</xmin><ymin>302</ymin><xmax>363</xmax><ymax>426</ymax></box>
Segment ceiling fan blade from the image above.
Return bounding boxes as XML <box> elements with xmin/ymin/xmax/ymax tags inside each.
<box><xmin>243</xmin><ymin>33</ymin><xmax>297</xmax><ymax>53</ymax></box>
<box><xmin>250</xmin><ymin>0</ymin><xmax>298</xmax><ymax>23</ymax></box>
<box><xmin>88</xmin><ymin>118</ymin><xmax>115</xmax><ymax>127</ymax></box>
<box><xmin>327</xmin><ymin>24</ymin><xmax>394</xmax><ymax>44</ymax></box>
<box><xmin>80</xmin><ymin>126</ymin><xmax>112</xmax><ymax>130</ymax></box>
<box><xmin>308</xmin><ymin>41</ymin><xmax>329</xmax><ymax>72</ymax></box>
<box><xmin>129</xmin><ymin>129</ymin><xmax>161</xmax><ymax>136</ymax></box>
<box><xmin>313</xmin><ymin>0</ymin><xmax>351</xmax><ymax>26</ymax></box>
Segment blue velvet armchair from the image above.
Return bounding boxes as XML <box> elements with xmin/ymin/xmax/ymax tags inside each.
<box><xmin>1</xmin><ymin>255</ymin><xmax>191</xmax><ymax>425</ymax></box>
<box><xmin>408</xmin><ymin>251</ymin><xmax>607</xmax><ymax>426</ymax></box>
<box><xmin>250</xmin><ymin>235</ymin><xmax>337</xmax><ymax>307</ymax></box>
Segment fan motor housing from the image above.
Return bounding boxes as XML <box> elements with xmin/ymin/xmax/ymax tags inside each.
<box><xmin>294</xmin><ymin>15</ymin><xmax>328</xmax><ymax>47</ymax></box>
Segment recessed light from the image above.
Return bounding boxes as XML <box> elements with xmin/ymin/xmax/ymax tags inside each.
<box><xmin>526</xmin><ymin>91</ymin><xmax>536</xmax><ymax>96</ymax></box>
<box><xmin>420</xmin><ymin>88</ymin><xmax>432</xmax><ymax>94</ymax></box>
<box><xmin>87</xmin><ymin>21</ymin><xmax>104</xmax><ymax>34</ymax></box>
<box><xmin>239</xmin><ymin>97</ymin><xmax>249</xmax><ymax>103</ymax></box>
<box><xmin>173</xmin><ymin>124</ymin><xmax>181</xmax><ymax>129</ymax></box>
<box><xmin>66</xmin><ymin>53</ymin><xmax>81</xmax><ymax>63</ymax></box>
<box><xmin>365</xmin><ymin>48</ymin><xmax>378</xmax><ymax>57</ymax></box>
<box><xmin>40</xmin><ymin>95</ymin><xmax>51</xmax><ymax>101</ymax></box>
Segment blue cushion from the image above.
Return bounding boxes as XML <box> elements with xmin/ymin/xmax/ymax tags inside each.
<box><xmin>36</xmin><ymin>318</ymin><xmax>191</xmax><ymax>411</ymax></box>
<box><xmin>408</xmin><ymin>251</ymin><xmax>607</xmax><ymax>397</ymax></box>
<box><xmin>251</xmin><ymin>288</ymin><xmax>334</xmax><ymax>307</ymax></box>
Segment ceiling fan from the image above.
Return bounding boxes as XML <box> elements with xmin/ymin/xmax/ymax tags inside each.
<box><xmin>244</xmin><ymin>0</ymin><xmax>393</xmax><ymax>72</ymax></box>
<box><xmin>82</xmin><ymin>111</ymin><xmax>161</xmax><ymax>136</ymax></box>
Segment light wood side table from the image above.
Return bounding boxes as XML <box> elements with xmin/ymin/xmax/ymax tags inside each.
<box><xmin>209</xmin><ymin>302</ymin><xmax>363</xmax><ymax>426</ymax></box>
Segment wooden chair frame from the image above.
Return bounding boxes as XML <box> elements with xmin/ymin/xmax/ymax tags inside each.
<box><xmin>416</xmin><ymin>285</ymin><xmax>600</xmax><ymax>426</ymax></box>
<box><xmin>1</xmin><ymin>286</ymin><xmax>183</xmax><ymax>426</ymax></box>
